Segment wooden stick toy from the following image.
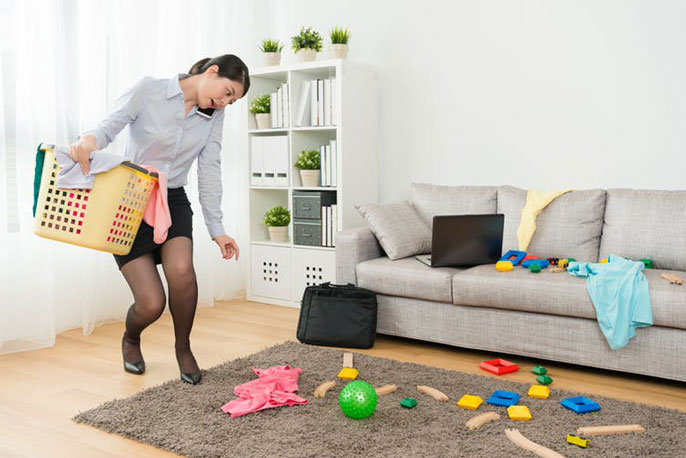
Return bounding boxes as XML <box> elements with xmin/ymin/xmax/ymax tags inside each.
<box><xmin>504</xmin><ymin>429</ymin><xmax>566</xmax><ymax>458</ymax></box>
<box><xmin>314</xmin><ymin>381</ymin><xmax>336</xmax><ymax>399</ymax></box>
<box><xmin>465</xmin><ymin>411</ymin><xmax>500</xmax><ymax>430</ymax></box>
<box><xmin>417</xmin><ymin>385</ymin><xmax>449</xmax><ymax>402</ymax></box>
<box><xmin>375</xmin><ymin>384</ymin><xmax>398</xmax><ymax>396</ymax></box>
<box><xmin>661</xmin><ymin>273</ymin><xmax>683</xmax><ymax>285</ymax></box>
<box><xmin>343</xmin><ymin>352</ymin><xmax>354</xmax><ymax>368</ymax></box>
<box><xmin>576</xmin><ymin>424</ymin><xmax>646</xmax><ymax>436</ymax></box>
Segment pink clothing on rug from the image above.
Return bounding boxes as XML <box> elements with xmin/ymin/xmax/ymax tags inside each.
<box><xmin>141</xmin><ymin>166</ymin><xmax>171</xmax><ymax>244</ymax></box>
<box><xmin>221</xmin><ymin>365</ymin><xmax>308</xmax><ymax>418</ymax></box>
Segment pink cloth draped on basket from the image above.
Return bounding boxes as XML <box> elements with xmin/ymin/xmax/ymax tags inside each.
<box><xmin>141</xmin><ymin>166</ymin><xmax>171</xmax><ymax>244</ymax></box>
<box><xmin>221</xmin><ymin>365</ymin><xmax>308</xmax><ymax>418</ymax></box>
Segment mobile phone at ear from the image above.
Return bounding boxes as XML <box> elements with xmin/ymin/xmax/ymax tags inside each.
<box><xmin>197</xmin><ymin>107</ymin><xmax>215</xmax><ymax>118</ymax></box>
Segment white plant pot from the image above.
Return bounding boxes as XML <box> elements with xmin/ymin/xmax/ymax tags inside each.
<box><xmin>255</xmin><ymin>113</ymin><xmax>271</xmax><ymax>130</ymax></box>
<box><xmin>300</xmin><ymin>170</ymin><xmax>321</xmax><ymax>188</ymax></box>
<box><xmin>296</xmin><ymin>48</ymin><xmax>317</xmax><ymax>62</ymax></box>
<box><xmin>268</xmin><ymin>226</ymin><xmax>288</xmax><ymax>243</ymax></box>
<box><xmin>329</xmin><ymin>44</ymin><xmax>348</xmax><ymax>59</ymax></box>
<box><xmin>262</xmin><ymin>52</ymin><xmax>281</xmax><ymax>66</ymax></box>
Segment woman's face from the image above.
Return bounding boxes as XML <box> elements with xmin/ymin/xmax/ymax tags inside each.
<box><xmin>198</xmin><ymin>64</ymin><xmax>245</xmax><ymax>110</ymax></box>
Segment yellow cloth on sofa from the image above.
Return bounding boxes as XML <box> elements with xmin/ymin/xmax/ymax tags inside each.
<box><xmin>517</xmin><ymin>189</ymin><xmax>573</xmax><ymax>251</ymax></box>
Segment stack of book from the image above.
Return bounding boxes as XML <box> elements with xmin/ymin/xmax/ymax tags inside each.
<box><xmin>320</xmin><ymin>204</ymin><xmax>337</xmax><ymax>247</ymax></box>
<box><xmin>294</xmin><ymin>78</ymin><xmax>337</xmax><ymax>127</ymax></box>
<box><xmin>269</xmin><ymin>82</ymin><xmax>290</xmax><ymax>128</ymax></box>
<box><xmin>319</xmin><ymin>139</ymin><xmax>337</xmax><ymax>187</ymax></box>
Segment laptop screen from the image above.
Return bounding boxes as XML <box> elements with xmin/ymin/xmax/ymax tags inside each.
<box><xmin>431</xmin><ymin>214</ymin><xmax>504</xmax><ymax>267</ymax></box>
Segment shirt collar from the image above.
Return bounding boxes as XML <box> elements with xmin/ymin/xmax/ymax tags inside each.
<box><xmin>166</xmin><ymin>73</ymin><xmax>191</xmax><ymax>99</ymax></box>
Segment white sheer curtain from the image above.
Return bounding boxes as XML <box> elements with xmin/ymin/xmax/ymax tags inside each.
<box><xmin>0</xmin><ymin>0</ymin><xmax>252</xmax><ymax>354</ymax></box>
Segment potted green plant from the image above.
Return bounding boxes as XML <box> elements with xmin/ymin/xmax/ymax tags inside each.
<box><xmin>259</xmin><ymin>38</ymin><xmax>284</xmax><ymax>66</ymax></box>
<box><xmin>249</xmin><ymin>93</ymin><xmax>271</xmax><ymax>129</ymax></box>
<box><xmin>295</xmin><ymin>149</ymin><xmax>321</xmax><ymax>187</ymax></box>
<box><xmin>291</xmin><ymin>26</ymin><xmax>322</xmax><ymax>63</ymax></box>
<box><xmin>263</xmin><ymin>205</ymin><xmax>290</xmax><ymax>242</ymax></box>
<box><xmin>329</xmin><ymin>26</ymin><xmax>350</xmax><ymax>59</ymax></box>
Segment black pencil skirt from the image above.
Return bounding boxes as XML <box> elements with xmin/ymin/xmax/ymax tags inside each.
<box><xmin>113</xmin><ymin>187</ymin><xmax>193</xmax><ymax>269</ymax></box>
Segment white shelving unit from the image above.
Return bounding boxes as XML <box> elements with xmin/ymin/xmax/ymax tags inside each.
<box><xmin>246</xmin><ymin>59</ymin><xmax>378</xmax><ymax>308</ymax></box>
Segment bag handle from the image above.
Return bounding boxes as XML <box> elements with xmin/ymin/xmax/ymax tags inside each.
<box><xmin>320</xmin><ymin>282</ymin><xmax>356</xmax><ymax>289</ymax></box>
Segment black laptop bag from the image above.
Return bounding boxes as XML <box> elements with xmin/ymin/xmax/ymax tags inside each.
<box><xmin>296</xmin><ymin>282</ymin><xmax>377</xmax><ymax>349</ymax></box>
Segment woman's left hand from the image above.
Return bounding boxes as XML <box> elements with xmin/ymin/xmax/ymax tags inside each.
<box><xmin>214</xmin><ymin>235</ymin><xmax>240</xmax><ymax>260</ymax></box>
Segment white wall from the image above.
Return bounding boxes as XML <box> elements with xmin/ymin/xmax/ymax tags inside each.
<box><xmin>259</xmin><ymin>0</ymin><xmax>686</xmax><ymax>201</ymax></box>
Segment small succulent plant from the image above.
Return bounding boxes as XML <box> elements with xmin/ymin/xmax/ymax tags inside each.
<box><xmin>294</xmin><ymin>149</ymin><xmax>320</xmax><ymax>170</ymax></box>
<box><xmin>249</xmin><ymin>93</ymin><xmax>270</xmax><ymax>114</ymax></box>
<box><xmin>263</xmin><ymin>205</ymin><xmax>291</xmax><ymax>227</ymax></box>
<box><xmin>259</xmin><ymin>38</ymin><xmax>284</xmax><ymax>53</ymax></box>
<box><xmin>291</xmin><ymin>26</ymin><xmax>323</xmax><ymax>52</ymax></box>
<box><xmin>330</xmin><ymin>26</ymin><xmax>350</xmax><ymax>45</ymax></box>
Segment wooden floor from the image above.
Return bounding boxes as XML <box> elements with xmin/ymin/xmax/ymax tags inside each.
<box><xmin>1</xmin><ymin>299</ymin><xmax>685</xmax><ymax>458</ymax></box>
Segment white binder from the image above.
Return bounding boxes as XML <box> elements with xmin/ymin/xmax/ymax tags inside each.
<box><xmin>324</xmin><ymin>78</ymin><xmax>331</xmax><ymax>126</ymax></box>
<box><xmin>295</xmin><ymin>80</ymin><xmax>311</xmax><ymax>127</ymax></box>
<box><xmin>250</xmin><ymin>137</ymin><xmax>263</xmax><ymax>185</ymax></box>
<box><xmin>274</xmin><ymin>136</ymin><xmax>289</xmax><ymax>186</ymax></box>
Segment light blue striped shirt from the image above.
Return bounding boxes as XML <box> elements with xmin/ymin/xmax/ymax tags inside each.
<box><xmin>85</xmin><ymin>74</ymin><xmax>226</xmax><ymax>239</ymax></box>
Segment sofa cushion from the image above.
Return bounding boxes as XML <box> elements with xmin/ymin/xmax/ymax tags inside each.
<box><xmin>357</xmin><ymin>256</ymin><xmax>462</xmax><ymax>304</ymax></box>
<box><xmin>599</xmin><ymin>189</ymin><xmax>686</xmax><ymax>271</ymax></box>
<box><xmin>497</xmin><ymin>186</ymin><xmax>606</xmax><ymax>262</ymax></box>
<box><xmin>452</xmin><ymin>265</ymin><xmax>686</xmax><ymax>330</ymax></box>
<box><xmin>355</xmin><ymin>201</ymin><xmax>431</xmax><ymax>261</ymax></box>
<box><xmin>410</xmin><ymin>183</ymin><xmax>498</xmax><ymax>229</ymax></box>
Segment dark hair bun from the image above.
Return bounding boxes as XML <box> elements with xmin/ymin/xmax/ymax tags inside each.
<box><xmin>189</xmin><ymin>57</ymin><xmax>211</xmax><ymax>75</ymax></box>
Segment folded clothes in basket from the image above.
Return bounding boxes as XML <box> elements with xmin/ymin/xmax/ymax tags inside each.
<box><xmin>53</xmin><ymin>146</ymin><xmax>171</xmax><ymax>244</ymax></box>
<box><xmin>54</xmin><ymin>146</ymin><xmax>124</xmax><ymax>189</ymax></box>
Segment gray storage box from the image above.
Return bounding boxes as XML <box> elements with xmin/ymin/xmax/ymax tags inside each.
<box><xmin>293</xmin><ymin>191</ymin><xmax>337</xmax><ymax>220</ymax></box>
<box><xmin>294</xmin><ymin>220</ymin><xmax>322</xmax><ymax>246</ymax></box>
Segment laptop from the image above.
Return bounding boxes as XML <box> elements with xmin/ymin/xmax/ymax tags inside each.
<box><xmin>415</xmin><ymin>214</ymin><xmax>504</xmax><ymax>268</ymax></box>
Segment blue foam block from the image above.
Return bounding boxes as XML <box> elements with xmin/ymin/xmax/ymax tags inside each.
<box><xmin>500</xmin><ymin>250</ymin><xmax>527</xmax><ymax>266</ymax></box>
<box><xmin>521</xmin><ymin>258</ymin><xmax>550</xmax><ymax>269</ymax></box>
<box><xmin>561</xmin><ymin>396</ymin><xmax>601</xmax><ymax>414</ymax></box>
<box><xmin>487</xmin><ymin>390</ymin><xmax>520</xmax><ymax>407</ymax></box>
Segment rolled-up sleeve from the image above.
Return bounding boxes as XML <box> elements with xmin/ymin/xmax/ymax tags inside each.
<box><xmin>83</xmin><ymin>77</ymin><xmax>148</xmax><ymax>150</ymax></box>
<box><xmin>197</xmin><ymin>109</ymin><xmax>226</xmax><ymax>239</ymax></box>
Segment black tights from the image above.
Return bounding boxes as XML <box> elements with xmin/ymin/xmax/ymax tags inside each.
<box><xmin>120</xmin><ymin>236</ymin><xmax>199</xmax><ymax>374</ymax></box>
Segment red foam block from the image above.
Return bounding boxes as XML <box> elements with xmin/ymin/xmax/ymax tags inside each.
<box><xmin>479</xmin><ymin>358</ymin><xmax>520</xmax><ymax>375</ymax></box>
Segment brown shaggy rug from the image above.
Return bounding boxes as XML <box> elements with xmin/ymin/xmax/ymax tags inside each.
<box><xmin>73</xmin><ymin>341</ymin><xmax>686</xmax><ymax>458</ymax></box>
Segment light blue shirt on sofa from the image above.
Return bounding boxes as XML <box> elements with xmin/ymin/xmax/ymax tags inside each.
<box><xmin>83</xmin><ymin>74</ymin><xmax>226</xmax><ymax>239</ymax></box>
<box><xmin>567</xmin><ymin>255</ymin><xmax>653</xmax><ymax>350</ymax></box>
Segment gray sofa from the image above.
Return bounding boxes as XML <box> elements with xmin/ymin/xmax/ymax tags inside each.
<box><xmin>336</xmin><ymin>183</ymin><xmax>686</xmax><ymax>382</ymax></box>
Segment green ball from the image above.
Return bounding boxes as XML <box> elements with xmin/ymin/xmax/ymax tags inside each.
<box><xmin>339</xmin><ymin>380</ymin><xmax>378</xmax><ymax>420</ymax></box>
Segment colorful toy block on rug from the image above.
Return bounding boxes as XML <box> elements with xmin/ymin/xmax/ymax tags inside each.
<box><xmin>507</xmin><ymin>405</ymin><xmax>532</xmax><ymax>421</ymax></box>
<box><xmin>487</xmin><ymin>390</ymin><xmax>520</xmax><ymax>407</ymax></box>
<box><xmin>561</xmin><ymin>396</ymin><xmax>601</xmax><ymax>414</ymax></box>
<box><xmin>528</xmin><ymin>385</ymin><xmax>550</xmax><ymax>399</ymax></box>
<box><xmin>479</xmin><ymin>358</ymin><xmax>519</xmax><ymax>375</ymax></box>
<box><xmin>457</xmin><ymin>395</ymin><xmax>483</xmax><ymax>410</ymax></box>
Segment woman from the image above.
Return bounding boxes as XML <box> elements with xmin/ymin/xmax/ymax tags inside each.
<box><xmin>69</xmin><ymin>55</ymin><xmax>250</xmax><ymax>384</ymax></box>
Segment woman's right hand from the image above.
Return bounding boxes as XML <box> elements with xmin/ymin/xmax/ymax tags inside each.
<box><xmin>69</xmin><ymin>134</ymin><xmax>98</xmax><ymax>175</ymax></box>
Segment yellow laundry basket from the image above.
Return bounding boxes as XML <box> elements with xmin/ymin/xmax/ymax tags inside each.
<box><xmin>33</xmin><ymin>144</ymin><xmax>158</xmax><ymax>255</ymax></box>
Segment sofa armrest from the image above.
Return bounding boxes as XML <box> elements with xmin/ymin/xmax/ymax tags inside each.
<box><xmin>336</xmin><ymin>227</ymin><xmax>383</xmax><ymax>285</ymax></box>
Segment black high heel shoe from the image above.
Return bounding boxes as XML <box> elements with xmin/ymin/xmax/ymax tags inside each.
<box><xmin>180</xmin><ymin>371</ymin><xmax>202</xmax><ymax>384</ymax></box>
<box><xmin>124</xmin><ymin>360</ymin><xmax>146</xmax><ymax>375</ymax></box>
<box><xmin>122</xmin><ymin>334</ymin><xmax>145</xmax><ymax>375</ymax></box>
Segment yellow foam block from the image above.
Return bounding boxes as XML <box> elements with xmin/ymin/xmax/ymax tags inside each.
<box><xmin>507</xmin><ymin>405</ymin><xmax>532</xmax><ymax>421</ymax></box>
<box><xmin>337</xmin><ymin>368</ymin><xmax>359</xmax><ymax>380</ymax></box>
<box><xmin>457</xmin><ymin>395</ymin><xmax>483</xmax><ymax>410</ymax></box>
<box><xmin>601</xmin><ymin>258</ymin><xmax>608</xmax><ymax>263</ymax></box>
<box><xmin>496</xmin><ymin>260</ymin><xmax>514</xmax><ymax>272</ymax></box>
<box><xmin>528</xmin><ymin>385</ymin><xmax>550</xmax><ymax>399</ymax></box>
